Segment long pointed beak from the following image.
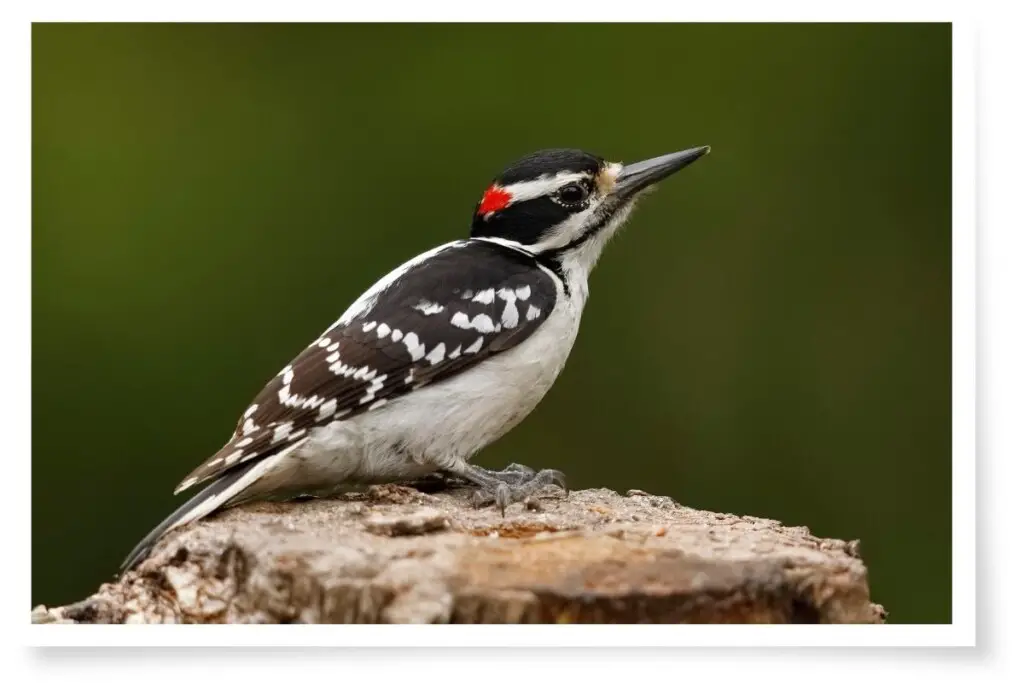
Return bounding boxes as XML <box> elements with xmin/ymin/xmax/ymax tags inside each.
<box><xmin>612</xmin><ymin>146</ymin><xmax>710</xmax><ymax>199</ymax></box>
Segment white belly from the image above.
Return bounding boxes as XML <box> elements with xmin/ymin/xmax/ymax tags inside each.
<box><xmin>261</xmin><ymin>287</ymin><xmax>585</xmax><ymax>490</ymax></box>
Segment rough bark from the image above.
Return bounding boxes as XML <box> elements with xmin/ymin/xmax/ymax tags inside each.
<box><xmin>32</xmin><ymin>485</ymin><xmax>886</xmax><ymax>624</ymax></box>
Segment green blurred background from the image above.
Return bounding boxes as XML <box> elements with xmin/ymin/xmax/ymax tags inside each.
<box><xmin>31</xmin><ymin>23</ymin><xmax>951</xmax><ymax>622</ymax></box>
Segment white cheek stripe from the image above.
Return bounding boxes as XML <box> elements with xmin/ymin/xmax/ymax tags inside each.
<box><xmin>529</xmin><ymin>205</ymin><xmax>602</xmax><ymax>253</ymax></box>
<box><xmin>502</xmin><ymin>172</ymin><xmax>590</xmax><ymax>204</ymax></box>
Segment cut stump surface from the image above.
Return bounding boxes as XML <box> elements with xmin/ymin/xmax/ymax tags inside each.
<box><xmin>32</xmin><ymin>485</ymin><xmax>886</xmax><ymax>624</ymax></box>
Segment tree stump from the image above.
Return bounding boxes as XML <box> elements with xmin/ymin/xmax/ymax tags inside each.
<box><xmin>31</xmin><ymin>485</ymin><xmax>886</xmax><ymax>624</ymax></box>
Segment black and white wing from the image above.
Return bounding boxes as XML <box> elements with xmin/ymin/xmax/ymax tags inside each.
<box><xmin>176</xmin><ymin>239</ymin><xmax>559</xmax><ymax>493</ymax></box>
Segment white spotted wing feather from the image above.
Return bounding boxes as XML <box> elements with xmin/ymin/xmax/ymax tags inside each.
<box><xmin>176</xmin><ymin>239</ymin><xmax>559</xmax><ymax>494</ymax></box>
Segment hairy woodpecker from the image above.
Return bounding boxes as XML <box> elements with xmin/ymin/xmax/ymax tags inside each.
<box><xmin>120</xmin><ymin>145</ymin><xmax>710</xmax><ymax>572</ymax></box>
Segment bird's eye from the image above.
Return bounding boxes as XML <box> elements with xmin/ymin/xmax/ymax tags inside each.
<box><xmin>555</xmin><ymin>182</ymin><xmax>590</xmax><ymax>206</ymax></box>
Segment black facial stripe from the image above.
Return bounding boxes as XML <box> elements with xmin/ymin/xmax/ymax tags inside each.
<box><xmin>470</xmin><ymin>194</ymin><xmax>571</xmax><ymax>245</ymax></box>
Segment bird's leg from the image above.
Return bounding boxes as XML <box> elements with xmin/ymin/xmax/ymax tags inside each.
<box><xmin>443</xmin><ymin>462</ymin><xmax>568</xmax><ymax>516</ymax></box>
<box><xmin>400</xmin><ymin>464</ymin><xmax>537</xmax><ymax>493</ymax></box>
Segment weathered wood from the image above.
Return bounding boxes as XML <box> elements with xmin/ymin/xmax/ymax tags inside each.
<box><xmin>31</xmin><ymin>485</ymin><xmax>886</xmax><ymax>624</ymax></box>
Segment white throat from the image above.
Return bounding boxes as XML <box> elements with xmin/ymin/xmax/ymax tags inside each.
<box><xmin>546</xmin><ymin>200</ymin><xmax>638</xmax><ymax>304</ymax></box>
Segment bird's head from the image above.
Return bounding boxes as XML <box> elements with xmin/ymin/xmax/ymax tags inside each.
<box><xmin>470</xmin><ymin>146</ymin><xmax>709</xmax><ymax>271</ymax></box>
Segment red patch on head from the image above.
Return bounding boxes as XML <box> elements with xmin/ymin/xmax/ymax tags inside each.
<box><xmin>477</xmin><ymin>185</ymin><xmax>512</xmax><ymax>215</ymax></box>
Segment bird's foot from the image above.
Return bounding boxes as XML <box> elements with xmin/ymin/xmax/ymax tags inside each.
<box><xmin>445</xmin><ymin>463</ymin><xmax>568</xmax><ymax>516</ymax></box>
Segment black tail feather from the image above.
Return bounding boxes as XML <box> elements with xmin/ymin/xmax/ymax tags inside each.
<box><xmin>119</xmin><ymin>464</ymin><xmax>252</xmax><ymax>574</ymax></box>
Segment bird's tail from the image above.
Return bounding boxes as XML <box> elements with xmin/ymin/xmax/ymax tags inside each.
<box><xmin>119</xmin><ymin>462</ymin><xmax>254</xmax><ymax>574</ymax></box>
<box><xmin>119</xmin><ymin>440</ymin><xmax>308</xmax><ymax>574</ymax></box>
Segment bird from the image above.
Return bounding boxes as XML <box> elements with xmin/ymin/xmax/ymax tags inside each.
<box><xmin>120</xmin><ymin>145</ymin><xmax>710</xmax><ymax>573</ymax></box>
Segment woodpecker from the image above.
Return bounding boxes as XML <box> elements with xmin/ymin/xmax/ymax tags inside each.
<box><xmin>120</xmin><ymin>145</ymin><xmax>710</xmax><ymax>572</ymax></box>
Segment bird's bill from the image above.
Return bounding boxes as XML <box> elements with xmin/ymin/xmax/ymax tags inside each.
<box><xmin>612</xmin><ymin>146</ymin><xmax>710</xmax><ymax>199</ymax></box>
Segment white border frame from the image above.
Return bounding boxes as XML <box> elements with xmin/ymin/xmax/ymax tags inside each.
<box><xmin>11</xmin><ymin>7</ymin><xmax>973</xmax><ymax>650</ymax></box>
